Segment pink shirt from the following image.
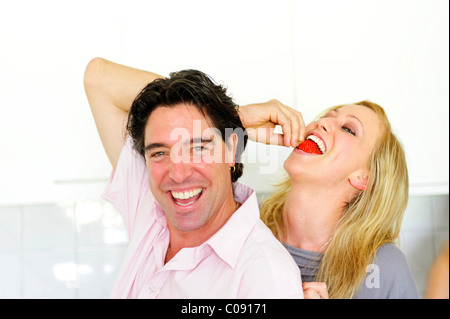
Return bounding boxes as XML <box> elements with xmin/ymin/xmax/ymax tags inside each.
<box><xmin>103</xmin><ymin>138</ymin><xmax>303</xmax><ymax>299</ymax></box>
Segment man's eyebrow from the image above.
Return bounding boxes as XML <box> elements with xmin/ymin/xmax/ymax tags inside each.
<box><xmin>144</xmin><ymin>142</ymin><xmax>168</xmax><ymax>153</ymax></box>
<box><xmin>191</xmin><ymin>137</ymin><xmax>215</xmax><ymax>144</ymax></box>
<box><xmin>144</xmin><ymin>137</ymin><xmax>215</xmax><ymax>152</ymax></box>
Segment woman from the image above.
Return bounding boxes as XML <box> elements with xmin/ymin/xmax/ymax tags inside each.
<box><xmin>239</xmin><ymin>99</ymin><xmax>419</xmax><ymax>299</ymax></box>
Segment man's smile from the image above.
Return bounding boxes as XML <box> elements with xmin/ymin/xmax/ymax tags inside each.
<box><xmin>169</xmin><ymin>187</ymin><xmax>204</xmax><ymax>207</ymax></box>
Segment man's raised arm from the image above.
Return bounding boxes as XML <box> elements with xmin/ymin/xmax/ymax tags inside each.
<box><xmin>83</xmin><ymin>58</ymin><xmax>163</xmax><ymax>169</ymax></box>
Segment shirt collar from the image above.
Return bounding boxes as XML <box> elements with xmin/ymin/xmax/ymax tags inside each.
<box><xmin>203</xmin><ymin>182</ymin><xmax>260</xmax><ymax>268</ymax></box>
<box><xmin>152</xmin><ymin>182</ymin><xmax>260</xmax><ymax>269</ymax></box>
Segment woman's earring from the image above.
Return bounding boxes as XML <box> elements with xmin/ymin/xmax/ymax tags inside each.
<box><xmin>230</xmin><ymin>165</ymin><xmax>236</xmax><ymax>173</ymax></box>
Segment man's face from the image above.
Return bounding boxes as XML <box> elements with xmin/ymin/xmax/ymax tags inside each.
<box><xmin>143</xmin><ymin>103</ymin><xmax>236</xmax><ymax>233</ymax></box>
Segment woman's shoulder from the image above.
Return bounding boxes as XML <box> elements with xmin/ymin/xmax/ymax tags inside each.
<box><xmin>354</xmin><ymin>243</ymin><xmax>420</xmax><ymax>299</ymax></box>
<box><xmin>372</xmin><ymin>243</ymin><xmax>415</xmax><ymax>282</ymax></box>
<box><xmin>374</xmin><ymin>243</ymin><xmax>408</xmax><ymax>265</ymax></box>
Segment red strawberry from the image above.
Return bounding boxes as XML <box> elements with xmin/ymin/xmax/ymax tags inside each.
<box><xmin>297</xmin><ymin>140</ymin><xmax>322</xmax><ymax>154</ymax></box>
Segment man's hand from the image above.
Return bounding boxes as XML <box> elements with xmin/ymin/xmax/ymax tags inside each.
<box><xmin>238</xmin><ymin>99</ymin><xmax>306</xmax><ymax>148</ymax></box>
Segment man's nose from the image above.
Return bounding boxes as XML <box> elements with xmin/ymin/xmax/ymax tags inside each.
<box><xmin>168</xmin><ymin>160</ymin><xmax>193</xmax><ymax>183</ymax></box>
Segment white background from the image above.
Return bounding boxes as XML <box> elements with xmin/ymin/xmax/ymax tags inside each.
<box><xmin>0</xmin><ymin>0</ymin><xmax>448</xmax><ymax>205</ymax></box>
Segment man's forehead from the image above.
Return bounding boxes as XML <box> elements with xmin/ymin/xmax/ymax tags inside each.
<box><xmin>147</xmin><ymin>104</ymin><xmax>212</xmax><ymax>129</ymax></box>
<box><xmin>145</xmin><ymin>119</ymin><xmax>220</xmax><ymax>141</ymax></box>
<box><xmin>145</xmin><ymin>106</ymin><xmax>222</xmax><ymax>147</ymax></box>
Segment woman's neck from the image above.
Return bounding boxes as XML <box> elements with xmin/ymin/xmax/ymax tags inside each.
<box><xmin>282</xmin><ymin>184</ymin><xmax>344</xmax><ymax>253</ymax></box>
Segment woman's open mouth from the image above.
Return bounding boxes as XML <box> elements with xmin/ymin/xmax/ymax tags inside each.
<box><xmin>296</xmin><ymin>135</ymin><xmax>326</xmax><ymax>155</ymax></box>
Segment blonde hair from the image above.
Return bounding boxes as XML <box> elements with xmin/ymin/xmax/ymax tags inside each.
<box><xmin>260</xmin><ymin>101</ymin><xmax>409</xmax><ymax>299</ymax></box>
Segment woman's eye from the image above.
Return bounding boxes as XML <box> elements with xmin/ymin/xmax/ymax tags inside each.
<box><xmin>343</xmin><ymin>126</ymin><xmax>356</xmax><ymax>136</ymax></box>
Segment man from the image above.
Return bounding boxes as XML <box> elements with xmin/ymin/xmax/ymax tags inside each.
<box><xmin>84</xmin><ymin>58</ymin><xmax>303</xmax><ymax>298</ymax></box>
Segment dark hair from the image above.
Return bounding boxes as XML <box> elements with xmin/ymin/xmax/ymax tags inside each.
<box><xmin>127</xmin><ymin>69</ymin><xmax>247</xmax><ymax>182</ymax></box>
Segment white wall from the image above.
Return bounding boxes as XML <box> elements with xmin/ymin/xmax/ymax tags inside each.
<box><xmin>0</xmin><ymin>0</ymin><xmax>448</xmax><ymax>206</ymax></box>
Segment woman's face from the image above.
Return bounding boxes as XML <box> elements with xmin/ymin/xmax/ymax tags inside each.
<box><xmin>284</xmin><ymin>104</ymin><xmax>383</xmax><ymax>191</ymax></box>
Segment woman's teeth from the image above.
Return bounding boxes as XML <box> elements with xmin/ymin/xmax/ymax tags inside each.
<box><xmin>306</xmin><ymin>135</ymin><xmax>325</xmax><ymax>154</ymax></box>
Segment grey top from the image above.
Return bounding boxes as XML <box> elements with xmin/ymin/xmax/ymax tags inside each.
<box><xmin>284</xmin><ymin>243</ymin><xmax>420</xmax><ymax>299</ymax></box>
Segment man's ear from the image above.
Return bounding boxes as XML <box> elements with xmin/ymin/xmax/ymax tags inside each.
<box><xmin>349</xmin><ymin>171</ymin><xmax>369</xmax><ymax>191</ymax></box>
<box><xmin>225</xmin><ymin>134</ymin><xmax>238</xmax><ymax>166</ymax></box>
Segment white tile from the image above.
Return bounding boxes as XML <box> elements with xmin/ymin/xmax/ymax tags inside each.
<box><xmin>402</xmin><ymin>195</ymin><xmax>434</xmax><ymax>231</ymax></box>
<box><xmin>0</xmin><ymin>252</ymin><xmax>21</xmax><ymax>298</ymax></box>
<box><xmin>432</xmin><ymin>231</ymin><xmax>449</xmax><ymax>256</ymax></box>
<box><xmin>75</xmin><ymin>200</ymin><xmax>128</xmax><ymax>247</ymax></box>
<box><xmin>400</xmin><ymin>230</ymin><xmax>435</xmax><ymax>296</ymax></box>
<box><xmin>431</xmin><ymin>195</ymin><xmax>449</xmax><ymax>231</ymax></box>
<box><xmin>0</xmin><ymin>207</ymin><xmax>21</xmax><ymax>251</ymax></box>
<box><xmin>101</xmin><ymin>202</ymin><xmax>128</xmax><ymax>245</ymax></box>
<box><xmin>75</xmin><ymin>200</ymin><xmax>105</xmax><ymax>247</ymax></box>
<box><xmin>77</xmin><ymin>247</ymin><xmax>127</xmax><ymax>299</ymax></box>
<box><xmin>22</xmin><ymin>203</ymin><xmax>75</xmax><ymax>250</ymax></box>
<box><xmin>23</xmin><ymin>250</ymin><xmax>77</xmax><ymax>299</ymax></box>
<box><xmin>401</xmin><ymin>229</ymin><xmax>434</xmax><ymax>270</ymax></box>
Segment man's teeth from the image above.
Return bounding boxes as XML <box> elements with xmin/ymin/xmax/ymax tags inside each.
<box><xmin>171</xmin><ymin>188</ymin><xmax>203</xmax><ymax>200</ymax></box>
<box><xmin>306</xmin><ymin>135</ymin><xmax>325</xmax><ymax>154</ymax></box>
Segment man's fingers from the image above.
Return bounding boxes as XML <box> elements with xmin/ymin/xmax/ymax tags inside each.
<box><xmin>246</xmin><ymin>127</ymin><xmax>285</xmax><ymax>146</ymax></box>
<box><xmin>243</xmin><ymin>99</ymin><xmax>306</xmax><ymax>148</ymax></box>
<box><xmin>268</xmin><ymin>100</ymin><xmax>306</xmax><ymax>147</ymax></box>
